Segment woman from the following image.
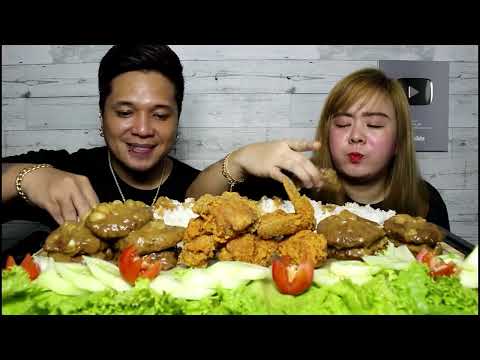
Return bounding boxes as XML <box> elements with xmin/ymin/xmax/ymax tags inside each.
<box><xmin>2</xmin><ymin>45</ymin><xmax>199</xmax><ymax>228</ymax></box>
<box><xmin>186</xmin><ymin>68</ymin><xmax>450</xmax><ymax>230</ymax></box>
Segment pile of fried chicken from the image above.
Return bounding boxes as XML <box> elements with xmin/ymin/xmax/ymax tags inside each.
<box><xmin>179</xmin><ymin>177</ymin><xmax>328</xmax><ymax>268</ymax></box>
<box><xmin>38</xmin><ymin>174</ymin><xmax>445</xmax><ymax>269</ymax></box>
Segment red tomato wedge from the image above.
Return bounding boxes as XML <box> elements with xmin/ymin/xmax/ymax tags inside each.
<box><xmin>119</xmin><ymin>246</ymin><xmax>142</xmax><ymax>285</ymax></box>
<box><xmin>416</xmin><ymin>248</ymin><xmax>433</xmax><ymax>264</ymax></box>
<box><xmin>272</xmin><ymin>255</ymin><xmax>314</xmax><ymax>296</ymax></box>
<box><xmin>20</xmin><ymin>253</ymin><xmax>40</xmax><ymax>280</ymax></box>
<box><xmin>6</xmin><ymin>256</ymin><xmax>16</xmax><ymax>270</ymax></box>
<box><xmin>430</xmin><ymin>261</ymin><xmax>457</xmax><ymax>277</ymax></box>
<box><xmin>139</xmin><ymin>259</ymin><xmax>162</xmax><ymax>280</ymax></box>
<box><xmin>416</xmin><ymin>248</ymin><xmax>458</xmax><ymax>278</ymax></box>
<box><xmin>5</xmin><ymin>254</ymin><xmax>40</xmax><ymax>280</ymax></box>
<box><xmin>118</xmin><ymin>246</ymin><xmax>163</xmax><ymax>284</ymax></box>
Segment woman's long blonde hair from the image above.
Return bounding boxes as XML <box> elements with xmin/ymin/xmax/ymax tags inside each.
<box><xmin>310</xmin><ymin>68</ymin><xmax>429</xmax><ymax>216</ymax></box>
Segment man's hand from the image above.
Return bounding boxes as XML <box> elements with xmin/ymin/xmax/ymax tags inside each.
<box><xmin>21</xmin><ymin>167</ymin><xmax>99</xmax><ymax>224</ymax></box>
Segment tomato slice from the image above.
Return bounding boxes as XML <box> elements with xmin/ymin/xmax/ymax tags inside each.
<box><xmin>139</xmin><ymin>259</ymin><xmax>162</xmax><ymax>280</ymax></box>
<box><xmin>272</xmin><ymin>255</ymin><xmax>314</xmax><ymax>296</ymax></box>
<box><xmin>430</xmin><ymin>261</ymin><xmax>457</xmax><ymax>277</ymax></box>
<box><xmin>119</xmin><ymin>246</ymin><xmax>142</xmax><ymax>285</ymax></box>
<box><xmin>5</xmin><ymin>255</ymin><xmax>16</xmax><ymax>270</ymax></box>
<box><xmin>20</xmin><ymin>253</ymin><xmax>40</xmax><ymax>280</ymax></box>
<box><xmin>416</xmin><ymin>248</ymin><xmax>434</xmax><ymax>264</ymax></box>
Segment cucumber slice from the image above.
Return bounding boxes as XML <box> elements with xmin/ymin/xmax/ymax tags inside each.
<box><xmin>362</xmin><ymin>256</ymin><xmax>410</xmax><ymax>271</ymax></box>
<box><xmin>34</xmin><ymin>268</ymin><xmax>87</xmax><ymax>296</ymax></box>
<box><xmin>207</xmin><ymin>261</ymin><xmax>271</xmax><ymax>289</ymax></box>
<box><xmin>150</xmin><ymin>272</ymin><xmax>215</xmax><ymax>300</ymax></box>
<box><xmin>459</xmin><ymin>269</ymin><xmax>478</xmax><ymax>289</ymax></box>
<box><xmin>171</xmin><ymin>285</ymin><xmax>216</xmax><ymax>300</ymax></box>
<box><xmin>33</xmin><ymin>255</ymin><xmax>55</xmax><ymax>272</ymax></box>
<box><xmin>55</xmin><ymin>262</ymin><xmax>107</xmax><ymax>292</ymax></box>
<box><xmin>329</xmin><ymin>260</ymin><xmax>377</xmax><ymax>278</ymax></box>
<box><xmin>150</xmin><ymin>273</ymin><xmax>182</xmax><ymax>295</ymax></box>
<box><xmin>83</xmin><ymin>256</ymin><xmax>131</xmax><ymax>292</ymax></box>
<box><xmin>347</xmin><ymin>274</ymin><xmax>373</xmax><ymax>286</ymax></box>
<box><xmin>462</xmin><ymin>246</ymin><xmax>478</xmax><ymax>272</ymax></box>
<box><xmin>181</xmin><ymin>268</ymin><xmax>219</xmax><ymax>289</ymax></box>
<box><xmin>313</xmin><ymin>268</ymin><xmax>341</xmax><ymax>286</ymax></box>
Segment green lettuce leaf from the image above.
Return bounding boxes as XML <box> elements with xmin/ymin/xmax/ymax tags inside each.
<box><xmin>2</xmin><ymin>262</ymin><xmax>478</xmax><ymax>315</ymax></box>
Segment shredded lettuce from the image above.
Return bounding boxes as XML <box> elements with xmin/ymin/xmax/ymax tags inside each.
<box><xmin>2</xmin><ymin>261</ymin><xmax>478</xmax><ymax>315</ymax></box>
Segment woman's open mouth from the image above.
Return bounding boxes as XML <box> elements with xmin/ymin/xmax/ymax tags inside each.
<box><xmin>348</xmin><ymin>152</ymin><xmax>364</xmax><ymax>164</ymax></box>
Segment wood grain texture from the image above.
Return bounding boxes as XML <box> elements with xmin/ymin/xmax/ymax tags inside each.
<box><xmin>3</xmin><ymin>45</ymin><xmax>477</xmax><ymax>64</ymax></box>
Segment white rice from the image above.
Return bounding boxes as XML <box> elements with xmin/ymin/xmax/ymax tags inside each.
<box><xmin>153</xmin><ymin>197</ymin><xmax>199</xmax><ymax>228</ymax></box>
<box><xmin>254</xmin><ymin>196</ymin><xmax>395</xmax><ymax>226</ymax></box>
<box><xmin>340</xmin><ymin>202</ymin><xmax>396</xmax><ymax>225</ymax></box>
<box><xmin>154</xmin><ymin>195</ymin><xmax>396</xmax><ymax>229</ymax></box>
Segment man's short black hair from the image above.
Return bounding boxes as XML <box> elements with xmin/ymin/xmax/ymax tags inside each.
<box><xmin>98</xmin><ymin>45</ymin><xmax>184</xmax><ymax>115</ymax></box>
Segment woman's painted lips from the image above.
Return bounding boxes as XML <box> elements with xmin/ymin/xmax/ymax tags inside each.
<box><xmin>348</xmin><ymin>152</ymin><xmax>364</xmax><ymax>163</ymax></box>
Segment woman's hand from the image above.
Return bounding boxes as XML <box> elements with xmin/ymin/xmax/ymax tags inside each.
<box><xmin>21</xmin><ymin>167</ymin><xmax>99</xmax><ymax>225</ymax></box>
<box><xmin>230</xmin><ymin>139</ymin><xmax>324</xmax><ymax>189</ymax></box>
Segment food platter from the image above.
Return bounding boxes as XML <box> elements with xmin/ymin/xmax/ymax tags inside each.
<box><xmin>2</xmin><ymin>184</ymin><xmax>478</xmax><ymax>315</ymax></box>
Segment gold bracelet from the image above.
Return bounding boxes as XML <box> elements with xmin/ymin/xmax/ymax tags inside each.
<box><xmin>221</xmin><ymin>152</ymin><xmax>245</xmax><ymax>191</ymax></box>
<box><xmin>15</xmin><ymin>164</ymin><xmax>53</xmax><ymax>203</ymax></box>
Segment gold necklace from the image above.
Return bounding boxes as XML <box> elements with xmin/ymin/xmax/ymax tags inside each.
<box><xmin>108</xmin><ymin>151</ymin><xmax>167</xmax><ymax>206</ymax></box>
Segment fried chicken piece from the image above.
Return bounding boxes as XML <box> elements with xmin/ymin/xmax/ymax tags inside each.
<box><xmin>317</xmin><ymin>210</ymin><xmax>386</xmax><ymax>249</ymax></box>
<box><xmin>256</xmin><ymin>177</ymin><xmax>315</xmax><ymax>239</ymax></box>
<box><xmin>115</xmin><ymin>220</ymin><xmax>185</xmax><ymax>255</ymax></box>
<box><xmin>183</xmin><ymin>217</ymin><xmax>208</xmax><ymax>242</ymax></box>
<box><xmin>193</xmin><ymin>192</ymin><xmax>259</xmax><ymax>239</ymax></box>
<box><xmin>383</xmin><ymin>214</ymin><xmax>445</xmax><ymax>246</ymax></box>
<box><xmin>85</xmin><ymin>200</ymin><xmax>153</xmax><ymax>239</ymax></box>
<box><xmin>178</xmin><ymin>235</ymin><xmax>217</xmax><ymax>267</ymax></box>
<box><xmin>217</xmin><ymin>233</ymin><xmax>278</xmax><ymax>267</ymax></box>
<box><xmin>278</xmin><ymin>230</ymin><xmax>328</xmax><ymax>268</ymax></box>
<box><xmin>327</xmin><ymin>237</ymin><xmax>389</xmax><ymax>260</ymax></box>
<box><xmin>44</xmin><ymin>221</ymin><xmax>105</xmax><ymax>256</ymax></box>
<box><xmin>256</xmin><ymin>210</ymin><xmax>311</xmax><ymax>239</ymax></box>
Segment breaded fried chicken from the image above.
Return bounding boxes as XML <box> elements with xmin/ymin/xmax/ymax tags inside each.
<box><xmin>278</xmin><ymin>230</ymin><xmax>328</xmax><ymax>268</ymax></box>
<box><xmin>178</xmin><ymin>235</ymin><xmax>217</xmax><ymax>267</ymax></box>
<box><xmin>256</xmin><ymin>177</ymin><xmax>315</xmax><ymax>239</ymax></box>
<box><xmin>217</xmin><ymin>233</ymin><xmax>278</xmax><ymax>267</ymax></box>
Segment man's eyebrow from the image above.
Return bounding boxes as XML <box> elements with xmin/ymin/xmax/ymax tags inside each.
<box><xmin>362</xmin><ymin>111</ymin><xmax>390</xmax><ymax>119</ymax></box>
<box><xmin>113</xmin><ymin>101</ymin><xmax>135</xmax><ymax>107</ymax></box>
<box><xmin>112</xmin><ymin>101</ymin><xmax>172</xmax><ymax>110</ymax></box>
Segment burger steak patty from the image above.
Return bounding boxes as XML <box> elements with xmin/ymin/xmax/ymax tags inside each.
<box><xmin>115</xmin><ymin>221</ymin><xmax>185</xmax><ymax>255</ymax></box>
<box><xmin>316</xmin><ymin>210</ymin><xmax>386</xmax><ymax>249</ymax></box>
<box><xmin>327</xmin><ymin>237</ymin><xmax>389</xmax><ymax>260</ymax></box>
<box><xmin>383</xmin><ymin>214</ymin><xmax>444</xmax><ymax>246</ymax></box>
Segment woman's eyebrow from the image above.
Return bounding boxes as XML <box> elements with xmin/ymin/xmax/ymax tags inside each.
<box><xmin>362</xmin><ymin>111</ymin><xmax>390</xmax><ymax>119</ymax></box>
<box><xmin>333</xmin><ymin>112</ymin><xmax>353</xmax><ymax>117</ymax></box>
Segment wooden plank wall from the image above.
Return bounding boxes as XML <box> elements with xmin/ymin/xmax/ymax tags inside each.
<box><xmin>2</xmin><ymin>45</ymin><xmax>478</xmax><ymax>245</ymax></box>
